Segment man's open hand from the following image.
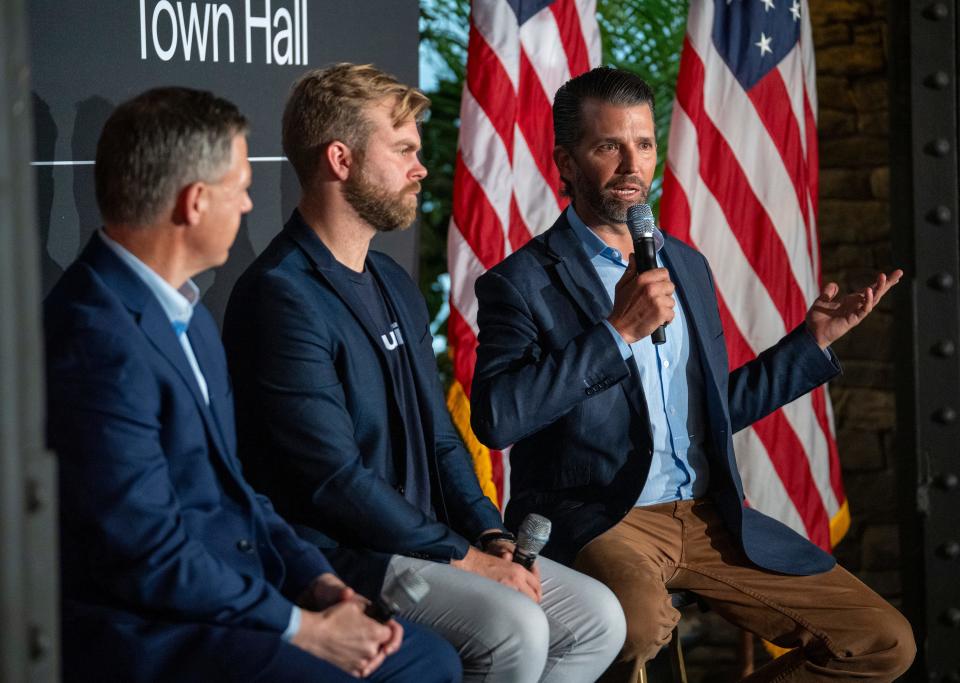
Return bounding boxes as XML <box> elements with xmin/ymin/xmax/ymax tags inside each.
<box><xmin>805</xmin><ymin>269</ymin><xmax>903</xmax><ymax>349</ymax></box>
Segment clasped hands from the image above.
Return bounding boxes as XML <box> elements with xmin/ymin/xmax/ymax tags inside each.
<box><xmin>291</xmin><ymin>573</ymin><xmax>402</xmax><ymax>678</ymax></box>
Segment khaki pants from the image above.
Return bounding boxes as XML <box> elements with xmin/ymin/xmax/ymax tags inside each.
<box><xmin>574</xmin><ymin>500</ymin><xmax>915</xmax><ymax>683</ymax></box>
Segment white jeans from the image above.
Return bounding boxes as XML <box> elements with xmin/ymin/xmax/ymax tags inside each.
<box><xmin>386</xmin><ymin>554</ymin><xmax>626</xmax><ymax>683</ymax></box>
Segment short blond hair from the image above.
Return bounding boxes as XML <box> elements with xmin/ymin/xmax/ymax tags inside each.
<box><xmin>282</xmin><ymin>63</ymin><xmax>430</xmax><ymax>187</ymax></box>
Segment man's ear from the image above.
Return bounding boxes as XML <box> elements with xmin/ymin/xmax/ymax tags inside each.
<box><xmin>325</xmin><ymin>140</ymin><xmax>354</xmax><ymax>182</ymax></box>
<box><xmin>553</xmin><ymin>145</ymin><xmax>574</xmax><ymax>195</ymax></box>
<box><xmin>172</xmin><ymin>182</ymin><xmax>206</xmax><ymax>227</ymax></box>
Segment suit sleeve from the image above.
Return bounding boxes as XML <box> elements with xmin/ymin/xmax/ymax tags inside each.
<box><xmin>407</xmin><ymin>282</ymin><xmax>505</xmax><ymax>540</ymax></box>
<box><xmin>249</xmin><ymin>274</ymin><xmax>472</xmax><ymax>561</ymax></box>
<box><xmin>256</xmin><ymin>491</ymin><xmax>334</xmax><ymax>596</ymax></box>
<box><xmin>471</xmin><ymin>268</ymin><xmax>632</xmax><ymax>449</ymax></box>
<box><xmin>47</xmin><ymin>327</ymin><xmax>296</xmax><ymax>633</ymax></box>
<box><xmin>727</xmin><ymin>324</ymin><xmax>841</xmax><ymax>433</ymax></box>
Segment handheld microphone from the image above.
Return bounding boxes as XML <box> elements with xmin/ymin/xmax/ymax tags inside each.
<box><xmin>513</xmin><ymin>514</ymin><xmax>551</xmax><ymax>570</ymax></box>
<box><xmin>626</xmin><ymin>203</ymin><xmax>666</xmax><ymax>345</ymax></box>
<box><xmin>365</xmin><ymin>569</ymin><xmax>430</xmax><ymax>623</ymax></box>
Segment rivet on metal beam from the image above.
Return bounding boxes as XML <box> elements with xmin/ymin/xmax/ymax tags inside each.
<box><xmin>924</xmin><ymin>3</ymin><xmax>949</xmax><ymax>20</ymax></box>
<box><xmin>926</xmin><ymin>138</ymin><xmax>952</xmax><ymax>157</ymax></box>
<box><xmin>938</xmin><ymin>541</ymin><xmax>960</xmax><ymax>559</ymax></box>
<box><xmin>924</xmin><ymin>71</ymin><xmax>951</xmax><ymax>89</ymax></box>
<box><xmin>932</xmin><ymin>340</ymin><xmax>956</xmax><ymax>357</ymax></box>
<box><xmin>933</xmin><ymin>406</ymin><xmax>957</xmax><ymax>424</ymax></box>
<box><xmin>25</xmin><ymin>479</ymin><xmax>46</xmax><ymax>513</ymax></box>
<box><xmin>936</xmin><ymin>473</ymin><xmax>959</xmax><ymax>490</ymax></box>
<box><xmin>927</xmin><ymin>205</ymin><xmax>952</xmax><ymax>224</ymax></box>
<box><xmin>942</xmin><ymin>607</ymin><xmax>960</xmax><ymax>627</ymax></box>
<box><xmin>929</xmin><ymin>272</ymin><xmax>955</xmax><ymax>290</ymax></box>
<box><xmin>29</xmin><ymin>626</ymin><xmax>49</xmax><ymax>661</ymax></box>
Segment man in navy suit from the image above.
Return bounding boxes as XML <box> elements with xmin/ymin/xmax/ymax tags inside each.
<box><xmin>224</xmin><ymin>63</ymin><xmax>625</xmax><ymax>682</ymax></box>
<box><xmin>471</xmin><ymin>67</ymin><xmax>915</xmax><ymax>682</ymax></box>
<box><xmin>45</xmin><ymin>86</ymin><xmax>460</xmax><ymax>683</ymax></box>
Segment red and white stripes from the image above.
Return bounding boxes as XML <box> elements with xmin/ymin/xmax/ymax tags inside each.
<box><xmin>661</xmin><ymin>0</ymin><xmax>844</xmax><ymax>549</ymax></box>
<box><xmin>447</xmin><ymin>0</ymin><xmax>601</xmax><ymax>506</ymax></box>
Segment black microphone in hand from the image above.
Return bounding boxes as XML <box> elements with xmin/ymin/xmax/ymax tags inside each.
<box><xmin>365</xmin><ymin>569</ymin><xmax>430</xmax><ymax>623</ymax></box>
<box><xmin>626</xmin><ymin>203</ymin><xmax>666</xmax><ymax>345</ymax></box>
<box><xmin>513</xmin><ymin>513</ymin><xmax>551</xmax><ymax>570</ymax></box>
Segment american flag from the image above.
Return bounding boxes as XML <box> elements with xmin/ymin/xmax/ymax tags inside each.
<box><xmin>660</xmin><ymin>0</ymin><xmax>845</xmax><ymax>550</ymax></box>
<box><xmin>446</xmin><ymin>0</ymin><xmax>602</xmax><ymax>507</ymax></box>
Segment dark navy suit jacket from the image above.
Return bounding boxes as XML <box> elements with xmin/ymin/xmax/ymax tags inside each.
<box><xmin>45</xmin><ymin>234</ymin><xmax>333</xmax><ymax>680</ymax></box>
<box><xmin>471</xmin><ymin>213</ymin><xmax>840</xmax><ymax>575</ymax></box>
<box><xmin>224</xmin><ymin>211</ymin><xmax>504</xmax><ymax>595</ymax></box>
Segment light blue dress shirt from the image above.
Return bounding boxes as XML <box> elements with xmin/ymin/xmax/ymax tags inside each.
<box><xmin>97</xmin><ymin>230</ymin><xmax>301</xmax><ymax>640</ymax></box>
<box><xmin>566</xmin><ymin>207</ymin><xmax>711</xmax><ymax>506</ymax></box>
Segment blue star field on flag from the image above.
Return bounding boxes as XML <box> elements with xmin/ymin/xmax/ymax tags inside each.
<box><xmin>711</xmin><ymin>0</ymin><xmax>803</xmax><ymax>89</ymax></box>
<box><xmin>504</xmin><ymin>0</ymin><xmax>556</xmax><ymax>25</ymax></box>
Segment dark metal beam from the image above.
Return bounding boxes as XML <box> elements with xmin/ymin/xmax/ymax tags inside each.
<box><xmin>891</xmin><ymin>1</ymin><xmax>960</xmax><ymax>680</ymax></box>
<box><xmin>0</xmin><ymin>0</ymin><xmax>60</xmax><ymax>680</ymax></box>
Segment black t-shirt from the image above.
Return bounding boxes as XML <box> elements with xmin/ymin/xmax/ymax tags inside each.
<box><xmin>335</xmin><ymin>261</ymin><xmax>432</xmax><ymax>516</ymax></box>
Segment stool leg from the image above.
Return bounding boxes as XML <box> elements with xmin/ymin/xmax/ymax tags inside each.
<box><xmin>738</xmin><ymin>629</ymin><xmax>755</xmax><ymax>678</ymax></box>
<box><xmin>668</xmin><ymin>625</ymin><xmax>687</xmax><ymax>683</ymax></box>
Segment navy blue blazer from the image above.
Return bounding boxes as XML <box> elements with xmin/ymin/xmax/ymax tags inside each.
<box><xmin>471</xmin><ymin>213</ymin><xmax>840</xmax><ymax>575</ymax></box>
<box><xmin>223</xmin><ymin>211</ymin><xmax>504</xmax><ymax>594</ymax></box>
<box><xmin>45</xmin><ymin>234</ymin><xmax>332</xmax><ymax>678</ymax></box>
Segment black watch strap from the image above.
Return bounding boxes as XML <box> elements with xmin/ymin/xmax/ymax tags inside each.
<box><xmin>476</xmin><ymin>530</ymin><xmax>516</xmax><ymax>550</ymax></box>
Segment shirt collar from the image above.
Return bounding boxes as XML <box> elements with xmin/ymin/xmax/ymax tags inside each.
<box><xmin>566</xmin><ymin>204</ymin><xmax>665</xmax><ymax>266</ymax></box>
<box><xmin>98</xmin><ymin>229</ymin><xmax>200</xmax><ymax>336</ymax></box>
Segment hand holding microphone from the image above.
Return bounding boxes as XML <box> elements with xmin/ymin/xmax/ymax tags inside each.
<box><xmin>626</xmin><ymin>204</ymin><xmax>667</xmax><ymax>345</ymax></box>
<box><xmin>607</xmin><ymin>203</ymin><xmax>675</xmax><ymax>344</ymax></box>
<box><xmin>365</xmin><ymin>569</ymin><xmax>430</xmax><ymax>623</ymax></box>
<box><xmin>513</xmin><ymin>513</ymin><xmax>551</xmax><ymax>570</ymax></box>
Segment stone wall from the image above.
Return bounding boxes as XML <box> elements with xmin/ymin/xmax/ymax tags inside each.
<box><xmin>810</xmin><ymin>0</ymin><xmax>901</xmax><ymax>603</ymax></box>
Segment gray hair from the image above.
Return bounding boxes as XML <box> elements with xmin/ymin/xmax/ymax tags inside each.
<box><xmin>95</xmin><ymin>87</ymin><xmax>248</xmax><ymax>226</ymax></box>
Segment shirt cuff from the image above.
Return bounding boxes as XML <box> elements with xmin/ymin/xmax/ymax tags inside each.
<box><xmin>602</xmin><ymin>320</ymin><xmax>633</xmax><ymax>360</ymax></box>
<box><xmin>282</xmin><ymin>605</ymin><xmax>302</xmax><ymax>642</ymax></box>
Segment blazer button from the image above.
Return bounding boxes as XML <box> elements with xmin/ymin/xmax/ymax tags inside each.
<box><xmin>397</xmin><ymin>485</ymin><xmax>406</xmax><ymax>496</ymax></box>
<box><xmin>236</xmin><ymin>539</ymin><xmax>254</xmax><ymax>554</ymax></box>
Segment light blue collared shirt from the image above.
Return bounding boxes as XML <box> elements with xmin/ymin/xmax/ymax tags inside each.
<box><xmin>566</xmin><ymin>206</ymin><xmax>711</xmax><ymax>505</ymax></box>
<box><xmin>98</xmin><ymin>230</ymin><xmax>301</xmax><ymax>640</ymax></box>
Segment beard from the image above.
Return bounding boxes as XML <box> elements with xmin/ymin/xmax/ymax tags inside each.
<box><xmin>572</xmin><ymin>165</ymin><xmax>650</xmax><ymax>224</ymax></box>
<box><xmin>343</xmin><ymin>167</ymin><xmax>420</xmax><ymax>232</ymax></box>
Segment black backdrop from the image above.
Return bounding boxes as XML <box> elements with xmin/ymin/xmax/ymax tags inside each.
<box><xmin>29</xmin><ymin>0</ymin><xmax>420</xmax><ymax>325</ymax></box>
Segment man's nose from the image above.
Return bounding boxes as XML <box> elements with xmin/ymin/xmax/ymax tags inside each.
<box><xmin>617</xmin><ymin>146</ymin><xmax>641</xmax><ymax>175</ymax></box>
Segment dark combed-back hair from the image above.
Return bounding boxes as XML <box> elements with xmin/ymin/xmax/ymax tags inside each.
<box><xmin>95</xmin><ymin>87</ymin><xmax>248</xmax><ymax>226</ymax></box>
<box><xmin>553</xmin><ymin>66</ymin><xmax>656</xmax><ymax>151</ymax></box>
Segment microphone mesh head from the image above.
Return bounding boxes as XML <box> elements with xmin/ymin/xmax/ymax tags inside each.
<box><xmin>516</xmin><ymin>513</ymin><xmax>552</xmax><ymax>556</ymax></box>
<box><xmin>626</xmin><ymin>203</ymin><xmax>655</xmax><ymax>238</ymax></box>
<box><xmin>382</xmin><ymin>569</ymin><xmax>430</xmax><ymax>612</ymax></box>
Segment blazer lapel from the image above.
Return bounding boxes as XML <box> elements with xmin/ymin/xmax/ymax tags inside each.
<box><xmin>658</xmin><ymin>241</ymin><xmax>718</xmax><ymax>381</ymax></box>
<box><xmin>80</xmin><ymin>234</ymin><xmax>233</xmax><ymax>462</ymax></box>
<box><xmin>542</xmin><ymin>214</ymin><xmax>613</xmax><ymax>323</ymax></box>
<box><xmin>286</xmin><ymin>213</ymin><xmax>391</xmax><ymax>357</ymax></box>
<box><xmin>186</xmin><ymin>315</ymin><xmax>237</xmax><ymax>463</ymax></box>
<box><xmin>541</xmin><ymin>215</ymin><xmax>652</xmax><ymax>423</ymax></box>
